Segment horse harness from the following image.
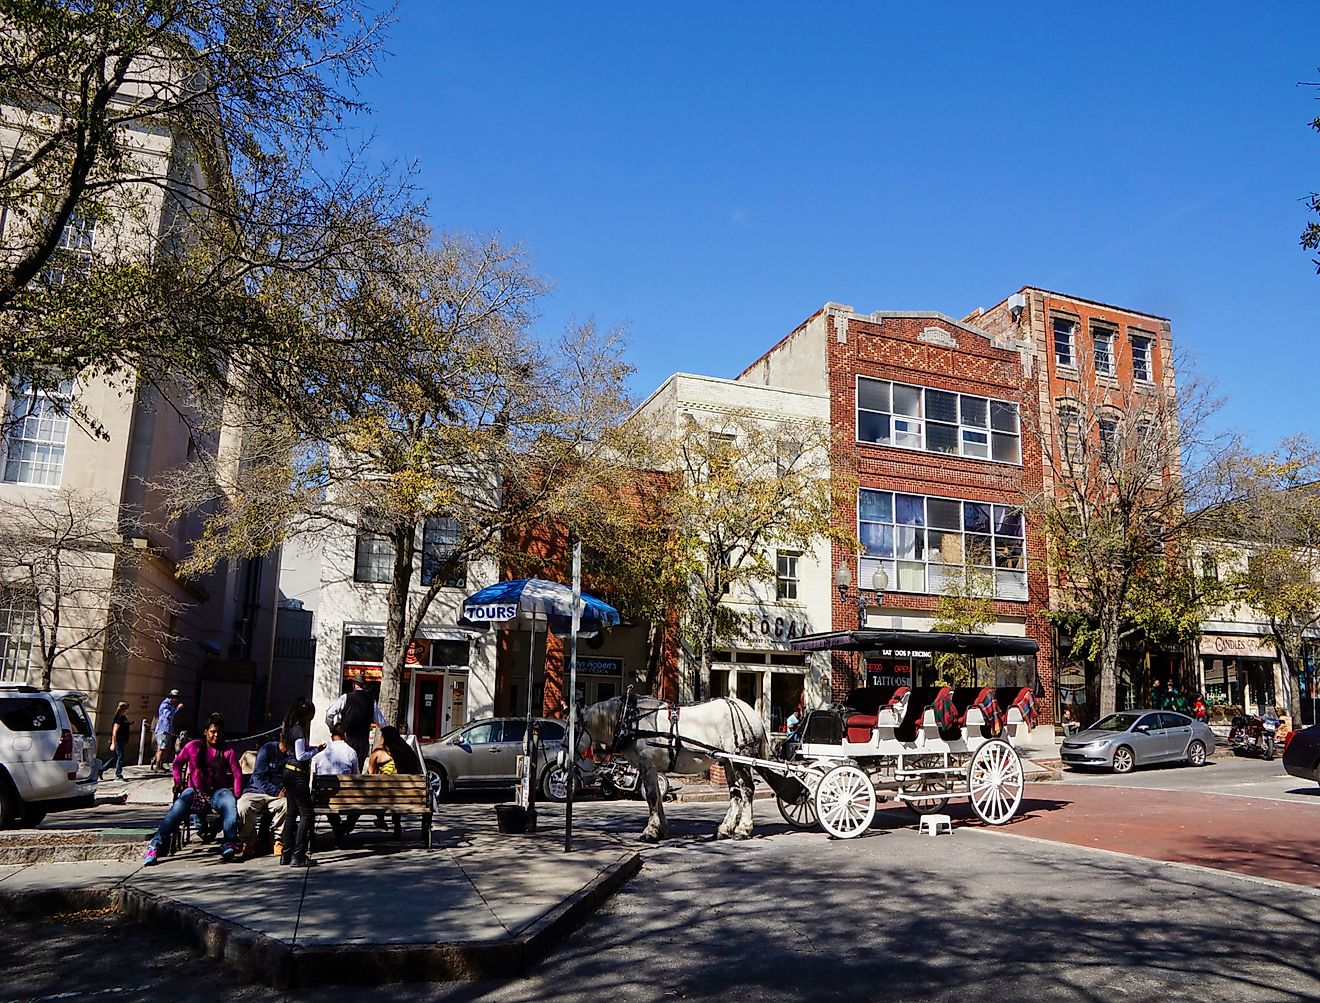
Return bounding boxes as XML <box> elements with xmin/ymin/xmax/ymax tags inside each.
<box><xmin>612</xmin><ymin>688</ymin><xmax>756</xmax><ymax>771</ymax></box>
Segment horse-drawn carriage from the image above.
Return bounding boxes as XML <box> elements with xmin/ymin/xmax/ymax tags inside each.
<box><xmin>716</xmin><ymin>629</ymin><xmax>1042</xmax><ymax>839</ymax></box>
<box><xmin>578</xmin><ymin>628</ymin><xmax>1042</xmax><ymax>843</ymax></box>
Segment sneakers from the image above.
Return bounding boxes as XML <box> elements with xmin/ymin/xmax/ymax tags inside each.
<box><xmin>143</xmin><ymin>845</ymin><xmax>159</xmax><ymax>866</ymax></box>
<box><xmin>220</xmin><ymin>842</ymin><xmax>238</xmax><ymax>862</ymax></box>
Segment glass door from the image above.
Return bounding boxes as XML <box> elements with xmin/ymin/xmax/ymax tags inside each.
<box><xmin>443</xmin><ymin>671</ymin><xmax>467</xmax><ymax>736</ymax></box>
<box><xmin>412</xmin><ymin>674</ymin><xmax>445</xmax><ymax>743</ymax></box>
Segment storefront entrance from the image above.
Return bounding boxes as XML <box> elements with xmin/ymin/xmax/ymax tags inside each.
<box><xmin>410</xmin><ymin>670</ymin><xmax>467</xmax><ymax>743</ymax></box>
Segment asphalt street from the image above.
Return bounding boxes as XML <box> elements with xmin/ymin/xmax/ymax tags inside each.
<box><xmin>1056</xmin><ymin>749</ymin><xmax>1320</xmax><ymax>804</ymax></box>
<box><xmin>4</xmin><ymin>787</ymin><xmax>1318</xmax><ymax>1003</ymax></box>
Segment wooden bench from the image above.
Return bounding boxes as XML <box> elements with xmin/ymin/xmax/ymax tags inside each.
<box><xmin>311</xmin><ymin>773</ymin><xmax>434</xmax><ymax>850</ymax></box>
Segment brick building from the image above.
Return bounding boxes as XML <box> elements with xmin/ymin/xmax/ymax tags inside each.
<box><xmin>737</xmin><ymin>303</ymin><xmax>1052</xmax><ymax>733</ymax></box>
<box><xmin>971</xmin><ymin>288</ymin><xmax>1180</xmax><ymax>717</ymax></box>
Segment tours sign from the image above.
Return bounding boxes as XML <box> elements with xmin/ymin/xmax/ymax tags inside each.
<box><xmin>462</xmin><ymin>602</ymin><xmax>520</xmax><ymax>623</ymax></box>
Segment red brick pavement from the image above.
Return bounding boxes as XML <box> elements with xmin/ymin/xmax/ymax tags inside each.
<box><xmin>981</xmin><ymin>783</ymin><xmax>1320</xmax><ymax>888</ymax></box>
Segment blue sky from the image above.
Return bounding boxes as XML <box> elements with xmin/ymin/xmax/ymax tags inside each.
<box><xmin>350</xmin><ymin>3</ymin><xmax>1320</xmax><ymax>449</ymax></box>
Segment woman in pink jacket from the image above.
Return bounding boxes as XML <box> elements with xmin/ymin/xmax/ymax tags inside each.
<box><xmin>143</xmin><ymin>712</ymin><xmax>243</xmax><ymax>866</ymax></box>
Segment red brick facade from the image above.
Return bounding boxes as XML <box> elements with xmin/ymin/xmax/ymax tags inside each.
<box><xmin>818</xmin><ymin>310</ymin><xmax>1054</xmax><ymax>716</ymax></box>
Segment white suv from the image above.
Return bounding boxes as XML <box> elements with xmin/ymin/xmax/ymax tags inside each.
<box><xmin>0</xmin><ymin>684</ymin><xmax>99</xmax><ymax>827</ymax></box>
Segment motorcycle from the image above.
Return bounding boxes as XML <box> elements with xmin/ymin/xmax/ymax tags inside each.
<box><xmin>1228</xmin><ymin>712</ymin><xmax>1278</xmax><ymax>760</ymax></box>
<box><xmin>540</xmin><ymin>754</ymin><xmax>672</xmax><ymax>803</ymax></box>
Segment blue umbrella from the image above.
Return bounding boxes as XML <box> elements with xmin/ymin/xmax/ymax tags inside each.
<box><xmin>460</xmin><ymin>577</ymin><xmax>620</xmax><ymax>635</ymax></box>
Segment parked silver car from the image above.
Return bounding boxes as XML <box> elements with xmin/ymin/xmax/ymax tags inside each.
<box><xmin>419</xmin><ymin>717</ymin><xmax>590</xmax><ymax>801</ymax></box>
<box><xmin>0</xmin><ymin>684</ymin><xmax>99</xmax><ymax>827</ymax></box>
<box><xmin>1061</xmin><ymin>709</ymin><xmax>1216</xmax><ymax>774</ymax></box>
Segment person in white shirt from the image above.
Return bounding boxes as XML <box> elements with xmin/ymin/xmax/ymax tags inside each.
<box><xmin>312</xmin><ymin>722</ymin><xmax>361</xmax><ymax>842</ymax></box>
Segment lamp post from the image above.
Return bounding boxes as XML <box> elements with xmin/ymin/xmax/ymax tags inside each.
<box><xmin>835</xmin><ymin>561</ymin><xmax>888</xmax><ymax>629</ymax></box>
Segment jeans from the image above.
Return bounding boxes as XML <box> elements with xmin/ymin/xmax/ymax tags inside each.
<box><xmin>149</xmin><ymin>788</ymin><xmax>239</xmax><ymax>850</ymax></box>
<box><xmin>100</xmin><ymin>746</ymin><xmax>123</xmax><ymax>779</ymax></box>
<box><xmin>280</xmin><ymin>770</ymin><xmax>313</xmax><ymax>857</ymax></box>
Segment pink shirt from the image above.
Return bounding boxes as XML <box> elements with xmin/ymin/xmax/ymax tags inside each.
<box><xmin>172</xmin><ymin>739</ymin><xmax>242</xmax><ymax>805</ymax></box>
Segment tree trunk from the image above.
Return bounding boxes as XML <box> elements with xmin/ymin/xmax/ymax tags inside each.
<box><xmin>1098</xmin><ymin>613</ymin><xmax>1121</xmax><ymax>719</ymax></box>
<box><xmin>377</xmin><ymin>523</ymin><xmax>418</xmax><ymax>728</ymax></box>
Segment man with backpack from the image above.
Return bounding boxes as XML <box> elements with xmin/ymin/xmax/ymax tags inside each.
<box><xmin>324</xmin><ymin>679</ymin><xmax>386</xmax><ymax>770</ymax></box>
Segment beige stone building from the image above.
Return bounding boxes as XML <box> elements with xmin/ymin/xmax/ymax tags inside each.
<box><xmin>1</xmin><ymin>57</ymin><xmax>280</xmax><ymax>748</ymax></box>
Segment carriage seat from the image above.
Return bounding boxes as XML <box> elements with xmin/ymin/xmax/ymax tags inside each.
<box><xmin>1001</xmin><ymin>687</ymin><xmax>1039</xmax><ymax>730</ymax></box>
<box><xmin>845</xmin><ymin>686</ymin><xmax>910</xmax><ymax>743</ymax></box>
<box><xmin>894</xmin><ymin>687</ymin><xmax>943</xmax><ymax>742</ymax></box>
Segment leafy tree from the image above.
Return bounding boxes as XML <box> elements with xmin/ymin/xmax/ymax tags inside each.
<box><xmin>166</xmin><ymin>228</ymin><xmax>634</xmax><ymax>724</ymax></box>
<box><xmin>0</xmin><ymin>489</ymin><xmax>183</xmax><ymax>691</ymax></box>
<box><xmin>1024</xmin><ymin>361</ymin><xmax>1237</xmax><ymax>718</ymax></box>
<box><xmin>1218</xmin><ymin>437</ymin><xmax>1320</xmax><ymax>719</ymax></box>
<box><xmin>601</xmin><ymin>413</ymin><xmax>853</xmax><ymax>702</ymax></box>
<box><xmin>0</xmin><ymin>0</ymin><xmax>411</xmax><ymax>436</ymax></box>
<box><xmin>930</xmin><ymin>568</ymin><xmax>995</xmax><ymax>687</ymax></box>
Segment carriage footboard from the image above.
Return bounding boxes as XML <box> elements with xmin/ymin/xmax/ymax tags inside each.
<box><xmin>754</xmin><ymin>766</ymin><xmax>809</xmax><ymax>802</ymax></box>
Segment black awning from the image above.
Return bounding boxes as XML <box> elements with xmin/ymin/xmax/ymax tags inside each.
<box><xmin>789</xmin><ymin>629</ymin><xmax>1039</xmax><ymax>657</ymax></box>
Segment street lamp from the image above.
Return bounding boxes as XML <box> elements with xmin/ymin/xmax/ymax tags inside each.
<box><xmin>835</xmin><ymin>561</ymin><xmax>888</xmax><ymax>629</ymax></box>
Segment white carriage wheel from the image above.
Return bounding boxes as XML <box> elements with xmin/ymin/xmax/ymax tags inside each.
<box><xmin>814</xmin><ymin>764</ymin><xmax>876</xmax><ymax>839</ymax></box>
<box><xmin>967</xmin><ymin>739</ymin><xmax>1024</xmax><ymax>826</ymax></box>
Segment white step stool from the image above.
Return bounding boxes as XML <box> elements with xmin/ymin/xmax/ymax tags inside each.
<box><xmin>918</xmin><ymin>813</ymin><xmax>953</xmax><ymax>836</ymax></box>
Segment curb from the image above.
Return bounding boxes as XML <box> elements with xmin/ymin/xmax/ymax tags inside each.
<box><xmin>0</xmin><ymin>850</ymin><xmax>642</xmax><ymax>989</ymax></box>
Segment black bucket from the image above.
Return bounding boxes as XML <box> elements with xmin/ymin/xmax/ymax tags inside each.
<box><xmin>495</xmin><ymin>803</ymin><xmax>527</xmax><ymax>834</ymax></box>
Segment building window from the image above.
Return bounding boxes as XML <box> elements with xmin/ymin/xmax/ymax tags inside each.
<box><xmin>40</xmin><ymin>211</ymin><xmax>96</xmax><ymax>287</ymax></box>
<box><xmin>1098</xmin><ymin>418</ymin><xmax>1118</xmax><ymax>462</ymax></box>
<box><xmin>1091</xmin><ymin>326</ymin><xmax>1115</xmax><ymax>376</ymax></box>
<box><xmin>1052</xmin><ymin>317</ymin><xmax>1076</xmax><ymax>368</ymax></box>
<box><xmin>1131</xmin><ymin>334</ymin><xmax>1153</xmax><ymax>383</ymax></box>
<box><xmin>856</xmin><ymin>377</ymin><xmax>1020</xmax><ymax>465</ymax></box>
<box><xmin>421</xmin><ymin>516</ymin><xmax>465</xmax><ymax>588</ymax></box>
<box><xmin>1202</xmin><ymin>553</ymin><xmax>1219</xmax><ymax>583</ymax></box>
<box><xmin>0</xmin><ymin>593</ymin><xmax>36</xmax><ymax>683</ymax></box>
<box><xmin>3</xmin><ymin>379</ymin><xmax>73</xmax><ymax>487</ymax></box>
<box><xmin>353</xmin><ymin>528</ymin><xmax>395</xmax><ymax>584</ymax></box>
<box><xmin>857</xmin><ymin>489</ymin><xmax>1027</xmax><ymax>601</ymax></box>
<box><xmin>775</xmin><ymin>551</ymin><xmax>800</xmax><ymax>601</ymax></box>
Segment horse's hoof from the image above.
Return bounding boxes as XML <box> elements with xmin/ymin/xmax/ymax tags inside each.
<box><xmin>733</xmin><ymin>832</ymin><xmax>753</xmax><ymax>841</ymax></box>
<box><xmin>639</xmin><ymin>831</ymin><xmax>660</xmax><ymax>844</ymax></box>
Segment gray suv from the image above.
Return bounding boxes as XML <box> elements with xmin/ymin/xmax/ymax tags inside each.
<box><xmin>420</xmin><ymin>716</ymin><xmax>590</xmax><ymax>801</ymax></box>
<box><xmin>0</xmin><ymin>684</ymin><xmax>99</xmax><ymax>827</ymax></box>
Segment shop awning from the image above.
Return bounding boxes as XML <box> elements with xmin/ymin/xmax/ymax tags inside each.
<box><xmin>789</xmin><ymin>629</ymin><xmax>1039</xmax><ymax>657</ymax></box>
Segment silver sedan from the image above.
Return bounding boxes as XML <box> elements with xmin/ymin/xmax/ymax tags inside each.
<box><xmin>1060</xmin><ymin>710</ymin><xmax>1216</xmax><ymax>774</ymax></box>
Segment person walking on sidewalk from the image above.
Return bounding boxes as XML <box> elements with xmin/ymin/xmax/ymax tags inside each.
<box><xmin>142</xmin><ymin>713</ymin><xmax>243</xmax><ymax>866</ymax></box>
<box><xmin>151</xmin><ymin>690</ymin><xmax>183</xmax><ymax>772</ymax></box>
<box><xmin>100</xmin><ymin>701</ymin><xmax>131</xmax><ymax>781</ymax></box>
<box><xmin>279</xmin><ymin>698</ymin><xmax>320</xmax><ymax>867</ymax></box>
<box><xmin>324</xmin><ymin>679</ymin><xmax>385</xmax><ymax>772</ymax></box>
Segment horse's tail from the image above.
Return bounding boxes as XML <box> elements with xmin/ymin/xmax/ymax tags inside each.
<box><xmin>758</xmin><ymin>714</ymin><xmax>769</xmax><ymax>760</ymax></box>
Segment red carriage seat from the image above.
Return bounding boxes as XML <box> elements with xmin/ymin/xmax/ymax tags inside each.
<box><xmin>844</xmin><ymin>686</ymin><xmax>910</xmax><ymax>743</ymax></box>
<box><xmin>1000</xmin><ymin>687</ymin><xmax>1039</xmax><ymax>729</ymax></box>
<box><xmin>894</xmin><ymin>687</ymin><xmax>942</xmax><ymax>742</ymax></box>
<box><xmin>930</xmin><ymin>686</ymin><xmax>961</xmax><ymax>741</ymax></box>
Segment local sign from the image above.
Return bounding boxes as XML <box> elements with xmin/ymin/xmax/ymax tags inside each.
<box><xmin>463</xmin><ymin>603</ymin><xmax>519</xmax><ymax>623</ymax></box>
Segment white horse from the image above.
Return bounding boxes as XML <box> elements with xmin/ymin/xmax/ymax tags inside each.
<box><xmin>579</xmin><ymin>694</ymin><xmax>767</xmax><ymax>842</ymax></box>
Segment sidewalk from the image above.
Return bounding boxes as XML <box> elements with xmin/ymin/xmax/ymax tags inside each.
<box><xmin>0</xmin><ymin>800</ymin><xmax>639</xmax><ymax>989</ymax></box>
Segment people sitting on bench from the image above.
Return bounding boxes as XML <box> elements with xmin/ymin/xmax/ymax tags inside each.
<box><xmin>237</xmin><ymin>735</ymin><xmax>290</xmax><ymax>858</ymax></box>
<box><xmin>143</xmin><ymin>712</ymin><xmax>243</xmax><ymax>866</ymax></box>
<box><xmin>314</xmin><ymin>722</ymin><xmax>361</xmax><ymax>841</ymax></box>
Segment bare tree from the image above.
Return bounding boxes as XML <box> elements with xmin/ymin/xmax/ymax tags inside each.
<box><xmin>0</xmin><ymin>490</ymin><xmax>184</xmax><ymax>690</ymax></box>
<box><xmin>1024</xmin><ymin>357</ymin><xmax>1238</xmax><ymax>718</ymax></box>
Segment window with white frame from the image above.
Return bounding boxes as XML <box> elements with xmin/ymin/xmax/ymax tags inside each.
<box><xmin>857</xmin><ymin>489</ymin><xmax>1027</xmax><ymax>600</ymax></box>
<box><xmin>0</xmin><ymin>593</ymin><xmax>36</xmax><ymax>683</ymax></box>
<box><xmin>421</xmin><ymin>516</ymin><xmax>465</xmax><ymax>588</ymax></box>
<box><xmin>775</xmin><ymin>550</ymin><xmax>800</xmax><ymax>601</ymax></box>
<box><xmin>1091</xmin><ymin>325</ymin><xmax>1115</xmax><ymax>376</ymax></box>
<box><xmin>39</xmin><ymin>211</ymin><xmax>95</xmax><ymax>287</ymax></box>
<box><xmin>1130</xmin><ymin>334</ymin><xmax>1153</xmax><ymax>383</ymax></box>
<box><xmin>3</xmin><ymin>379</ymin><xmax>73</xmax><ymax>486</ymax></box>
<box><xmin>1052</xmin><ymin>317</ymin><xmax>1076</xmax><ymax>368</ymax></box>
<box><xmin>856</xmin><ymin>377</ymin><xmax>1020</xmax><ymax>464</ymax></box>
<box><xmin>353</xmin><ymin>527</ymin><xmax>395</xmax><ymax>584</ymax></box>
